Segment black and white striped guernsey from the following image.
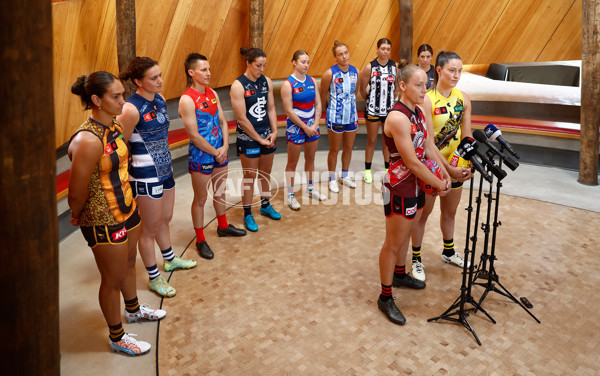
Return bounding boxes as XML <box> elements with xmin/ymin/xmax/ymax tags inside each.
<box><xmin>365</xmin><ymin>59</ymin><xmax>397</xmax><ymax>117</ymax></box>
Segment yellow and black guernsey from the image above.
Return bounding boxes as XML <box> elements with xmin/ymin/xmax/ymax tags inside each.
<box><xmin>72</xmin><ymin>118</ymin><xmax>136</xmax><ymax>227</ymax></box>
<box><xmin>427</xmin><ymin>88</ymin><xmax>465</xmax><ymax>158</ymax></box>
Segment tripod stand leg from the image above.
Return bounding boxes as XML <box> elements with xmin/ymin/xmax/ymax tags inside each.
<box><xmin>493</xmin><ymin>278</ymin><xmax>541</xmax><ymax>323</ymax></box>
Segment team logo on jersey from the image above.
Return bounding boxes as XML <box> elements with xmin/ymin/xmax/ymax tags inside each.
<box><xmin>386</xmin><ymin>76</ymin><xmax>395</xmax><ymax>82</ymax></box>
<box><xmin>202</xmin><ymin>101</ymin><xmax>210</xmax><ymax>109</ymax></box>
<box><xmin>334</xmin><ymin>78</ymin><xmax>344</xmax><ymax>83</ymax></box>
<box><xmin>293</xmin><ymin>87</ymin><xmax>304</xmax><ymax>94</ymax></box>
<box><xmin>434</xmin><ymin>107</ymin><xmax>448</xmax><ymax>115</ymax></box>
<box><xmin>156</xmin><ymin>111</ymin><xmax>166</xmax><ymax>124</ymax></box>
<box><xmin>249</xmin><ymin>96</ymin><xmax>267</xmax><ymax>121</ymax></box>
<box><xmin>454</xmin><ymin>105</ymin><xmax>463</xmax><ymax>112</ymax></box>
<box><xmin>143</xmin><ymin>112</ymin><xmax>157</xmax><ymax>122</ymax></box>
<box><xmin>211</xmin><ymin>98</ymin><xmax>217</xmax><ymax>104</ymax></box>
<box><xmin>244</xmin><ymin>90</ymin><xmax>256</xmax><ymax>97</ymax></box>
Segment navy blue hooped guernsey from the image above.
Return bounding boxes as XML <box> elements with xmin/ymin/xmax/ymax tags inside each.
<box><xmin>126</xmin><ymin>92</ymin><xmax>173</xmax><ymax>183</ymax></box>
<box><xmin>235</xmin><ymin>74</ymin><xmax>270</xmax><ymax>137</ymax></box>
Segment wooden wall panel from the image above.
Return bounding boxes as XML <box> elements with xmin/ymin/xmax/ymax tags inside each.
<box><xmin>475</xmin><ymin>0</ymin><xmax>576</xmax><ymax>63</ymax></box>
<box><xmin>263</xmin><ymin>0</ymin><xmax>339</xmax><ymax>80</ymax></box>
<box><xmin>210</xmin><ymin>0</ymin><xmax>249</xmax><ymax>88</ymax></box>
<box><xmin>413</xmin><ymin>0</ymin><xmax>452</xmax><ymax>60</ymax></box>
<box><xmin>135</xmin><ymin>0</ymin><xmax>178</xmax><ymax>61</ymax></box>
<box><xmin>537</xmin><ymin>0</ymin><xmax>582</xmax><ymax>61</ymax></box>
<box><xmin>428</xmin><ymin>0</ymin><xmax>510</xmax><ymax>64</ymax></box>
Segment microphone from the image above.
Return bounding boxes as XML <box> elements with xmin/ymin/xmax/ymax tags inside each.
<box><xmin>458</xmin><ymin>137</ymin><xmax>507</xmax><ymax>181</ymax></box>
<box><xmin>474</xmin><ymin>129</ymin><xmax>519</xmax><ymax>171</ymax></box>
<box><xmin>484</xmin><ymin>124</ymin><xmax>520</xmax><ymax>160</ymax></box>
<box><xmin>456</xmin><ymin>138</ymin><xmax>492</xmax><ymax>183</ymax></box>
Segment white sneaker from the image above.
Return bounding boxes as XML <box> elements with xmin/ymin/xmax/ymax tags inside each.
<box><xmin>341</xmin><ymin>176</ymin><xmax>357</xmax><ymax>188</ymax></box>
<box><xmin>288</xmin><ymin>195</ymin><xmax>301</xmax><ymax>210</ymax></box>
<box><xmin>109</xmin><ymin>333</ymin><xmax>151</xmax><ymax>356</ymax></box>
<box><xmin>125</xmin><ymin>304</ymin><xmax>167</xmax><ymax>323</ymax></box>
<box><xmin>412</xmin><ymin>261</ymin><xmax>426</xmax><ymax>282</ymax></box>
<box><xmin>441</xmin><ymin>252</ymin><xmax>469</xmax><ymax>268</ymax></box>
<box><xmin>308</xmin><ymin>189</ymin><xmax>326</xmax><ymax>201</ymax></box>
<box><xmin>329</xmin><ymin>180</ymin><xmax>339</xmax><ymax>193</ymax></box>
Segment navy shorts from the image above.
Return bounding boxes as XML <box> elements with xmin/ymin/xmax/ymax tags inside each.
<box><xmin>236</xmin><ymin>129</ymin><xmax>276</xmax><ymax>158</ymax></box>
<box><xmin>326</xmin><ymin>120</ymin><xmax>358</xmax><ymax>134</ymax></box>
<box><xmin>80</xmin><ymin>209</ymin><xmax>141</xmax><ymax>248</ymax></box>
<box><xmin>131</xmin><ymin>175</ymin><xmax>175</xmax><ymax>200</ymax></box>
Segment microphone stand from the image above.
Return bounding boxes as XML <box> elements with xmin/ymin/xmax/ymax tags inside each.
<box><xmin>428</xmin><ymin>166</ymin><xmax>496</xmax><ymax>346</ymax></box>
<box><xmin>473</xmin><ymin>148</ymin><xmax>541</xmax><ymax>323</ymax></box>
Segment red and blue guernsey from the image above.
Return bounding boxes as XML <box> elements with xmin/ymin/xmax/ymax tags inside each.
<box><xmin>181</xmin><ymin>87</ymin><xmax>224</xmax><ymax>166</ymax></box>
<box><xmin>286</xmin><ymin>74</ymin><xmax>320</xmax><ymax>144</ymax></box>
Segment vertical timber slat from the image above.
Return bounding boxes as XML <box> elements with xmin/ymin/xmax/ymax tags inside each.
<box><xmin>398</xmin><ymin>0</ymin><xmax>413</xmax><ymax>61</ymax></box>
<box><xmin>0</xmin><ymin>0</ymin><xmax>59</xmax><ymax>373</ymax></box>
<box><xmin>250</xmin><ymin>0</ymin><xmax>264</xmax><ymax>49</ymax></box>
<box><xmin>116</xmin><ymin>0</ymin><xmax>136</xmax><ymax>97</ymax></box>
<box><xmin>579</xmin><ymin>0</ymin><xmax>600</xmax><ymax>185</ymax></box>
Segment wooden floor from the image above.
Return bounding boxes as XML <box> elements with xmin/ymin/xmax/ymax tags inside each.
<box><xmin>157</xmin><ymin>186</ymin><xmax>600</xmax><ymax>375</ymax></box>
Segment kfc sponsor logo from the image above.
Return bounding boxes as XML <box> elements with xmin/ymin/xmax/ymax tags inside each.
<box><xmin>334</xmin><ymin>78</ymin><xmax>344</xmax><ymax>84</ymax></box>
<box><xmin>143</xmin><ymin>112</ymin><xmax>157</xmax><ymax>122</ymax></box>
<box><xmin>293</xmin><ymin>87</ymin><xmax>304</xmax><ymax>94</ymax></box>
<box><xmin>244</xmin><ymin>90</ymin><xmax>255</xmax><ymax>97</ymax></box>
<box><xmin>372</xmin><ymin>71</ymin><xmax>382</xmax><ymax>77</ymax></box>
<box><xmin>112</xmin><ymin>227</ymin><xmax>127</xmax><ymax>242</ymax></box>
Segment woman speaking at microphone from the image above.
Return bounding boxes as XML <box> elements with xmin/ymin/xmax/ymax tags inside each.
<box><xmin>377</xmin><ymin>61</ymin><xmax>450</xmax><ymax>325</ymax></box>
<box><xmin>409</xmin><ymin>51</ymin><xmax>473</xmax><ymax>283</ymax></box>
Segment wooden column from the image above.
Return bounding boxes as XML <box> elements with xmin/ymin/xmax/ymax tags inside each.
<box><xmin>579</xmin><ymin>0</ymin><xmax>600</xmax><ymax>185</ymax></box>
<box><xmin>249</xmin><ymin>0</ymin><xmax>264</xmax><ymax>49</ymax></box>
<box><xmin>0</xmin><ymin>0</ymin><xmax>59</xmax><ymax>374</ymax></box>
<box><xmin>398</xmin><ymin>0</ymin><xmax>413</xmax><ymax>62</ymax></box>
<box><xmin>116</xmin><ymin>0</ymin><xmax>136</xmax><ymax>97</ymax></box>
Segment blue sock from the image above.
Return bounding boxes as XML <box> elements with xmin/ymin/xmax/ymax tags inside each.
<box><xmin>341</xmin><ymin>170</ymin><xmax>348</xmax><ymax>179</ymax></box>
<box><xmin>329</xmin><ymin>173</ymin><xmax>336</xmax><ymax>181</ymax></box>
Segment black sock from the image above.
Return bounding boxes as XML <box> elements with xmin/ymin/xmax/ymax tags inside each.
<box><xmin>443</xmin><ymin>238</ymin><xmax>455</xmax><ymax>257</ymax></box>
<box><xmin>412</xmin><ymin>246</ymin><xmax>421</xmax><ymax>263</ymax></box>
<box><xmin>365</xmin><ymin>162</ymin><xmax>372</xmax><ymax>170</ymax></box>
<box><xmin>243</xmin><ymin>205</ymin><xmax>252</xmax><ymax>217</ymax></box>
<box><xmin>261</xmin><ymin>197</ymin><xmax>270</xmax><ymax>209</ymax></box>
<box><xmin>380</xmin><ymin>283</ymin><xmax>393</xmax><ymax>301</ymax></box>
<box><xmin>384</xmin><ymin>161</ymin><xmax>390</xmax><ymax>170</ymax></box>
<box><xmin>394</xmin><ymin>265</ymin><xmax>406</xmax><ymax>279</ymax></box>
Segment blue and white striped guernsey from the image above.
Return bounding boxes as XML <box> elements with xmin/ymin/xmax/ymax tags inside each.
<box><xmin>126</xmin><ymin>93</ymin><xmax>173</xmax><ymax>183</ymax></box>
<box><xmin>326</xmin><ymin>64</ymin><xmax>358</xmax><ymax>125</ymax></box>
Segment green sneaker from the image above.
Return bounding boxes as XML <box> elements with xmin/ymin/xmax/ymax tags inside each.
<box><xmin>148</xmin><ymin>276</ymin><xmax>176</xmax><ymax>298</ymax></box>
<box><xmin>364</xmin><ymin>169</ymin><xmax>373</xmax><ymax>184</ymax></box>
<box><xmin>163</xmin><ymin>255</ymin><xmax>197</xmax><ymax>272</ymax></box>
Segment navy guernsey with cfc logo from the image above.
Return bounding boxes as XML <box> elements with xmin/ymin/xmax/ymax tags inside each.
<box><xmin>126</xmin><ymin>93</ymin><xmax>172</xmax><ymax>183</ymax></box>
<box><xmin>236</xmin><ymin>74</ymin><xmax>270</xmax><ymax>141</ymax></box>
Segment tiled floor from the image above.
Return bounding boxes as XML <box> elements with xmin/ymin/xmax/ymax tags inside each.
<box><xmin>59</xmin><ymin>150</ymin><xmax>600</xmax><ymax>375</ymax></box>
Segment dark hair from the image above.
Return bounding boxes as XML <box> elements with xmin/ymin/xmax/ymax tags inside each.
<box><xmin>432</xmin><ymin>50</ymin><xmax>461</xmax><ymax>89</ymax></box>
<box><xmin>71</xmin><ymin>71</ymin><xmax>118</xmax><ymax>110</ymax></box>
<box><xmin>291</xmin><ymin>50</ymin><xmax>309</xmax><ymax>62</ymax></box>
<box><xmin>119</xmin><ymin>56</ymin><xmax>158</xmax><ymax>87</ymax></box>
<box><xmin>184</xmin><ymin>53</ymin><xmax>208</xmax><ymax>86</ymax></box>
<box><xmin>332</xmin><ymin>40</ymin><xmax>347</xmax><ymax>56</ymax></box>
<box><xmin>377</xmin><ymin>38</ymin><xmax>392</xmax><ymax>48</ymax></box>
<box><xmin>417</xmin><ymin>44</ymin><xmax>433</xmax><ymax>56</ymax></box>
<box><xmin>240</xmin><ymin>47</ymin><xmax>267</xmax><ymax>63</ymax></box>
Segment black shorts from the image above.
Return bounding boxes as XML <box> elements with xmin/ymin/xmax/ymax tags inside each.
<box><xmin>383</xmin><ymin>190</ymin><xmax>425</xmax><ymax>219</ymax></box>
<box><xmin>236</xmin><ymin>130</ymin><xmax>276</xmax><ymax>158</ymax></box>
<box><xmin>364</xmin><ymin>112</ymin><xmax>387</xmax><ymax>124</ymax></box>
<box><xmin>80</xmin><ymin>209</ymin><xmax>141</xmax><ymax>248</ymax></box>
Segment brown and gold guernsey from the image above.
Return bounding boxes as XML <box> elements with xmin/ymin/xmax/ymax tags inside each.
<box><xmin>72</xmin><ymin>118</ymin><xmax>136</xmax><ymax>226</ymax></box>
<box><xmin>427</xmin><ymin>87</ymin><xmax>464</xmax><ymax>158</ymax></box>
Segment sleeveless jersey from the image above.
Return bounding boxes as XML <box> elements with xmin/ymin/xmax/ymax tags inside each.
<box><xmin>182</xmin><ymin>87</ymin><xmax>223</xmax><ymax>157</ymax></box>
<box><xmin>365</xmin><ymin>59</ymin><xmax>397</xmax><ymax>117</ymax></box>
<box><xmin>286</xmin><ymin>74</ymin><xmax>316</xmax><ymax>127</ymax></box>
<box><xmin>70</xmin><ymin>118</ymin><xmax>136</xmax><ymax>227</ymax></box>
<box><xmin>326</xmin><ymin>64</ymin><xmax>358</xmax><ymax>125</ymax></box>
<box><xmin>383</xmin><ymin>102</ymin><xmax>427</xmax><ymax>197</ymax></box>
<box><xmin>236</xmin><ymin>74</ymin><xmax>270</xmax><ymax>141</ymax></box>
<box><xmin>126</xmin><ymin>93</ymin><xmax>172</xmax><ymax>183</ymax></box>
<box><xmin>427</xmin><ymin>87</ymin><xmax>464</xmax><ymax>158</ymax></box>
<box><xmin>424</xmin><ymin>65</ymin><xmax>435</xmax><ymax>89</ymax></box>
